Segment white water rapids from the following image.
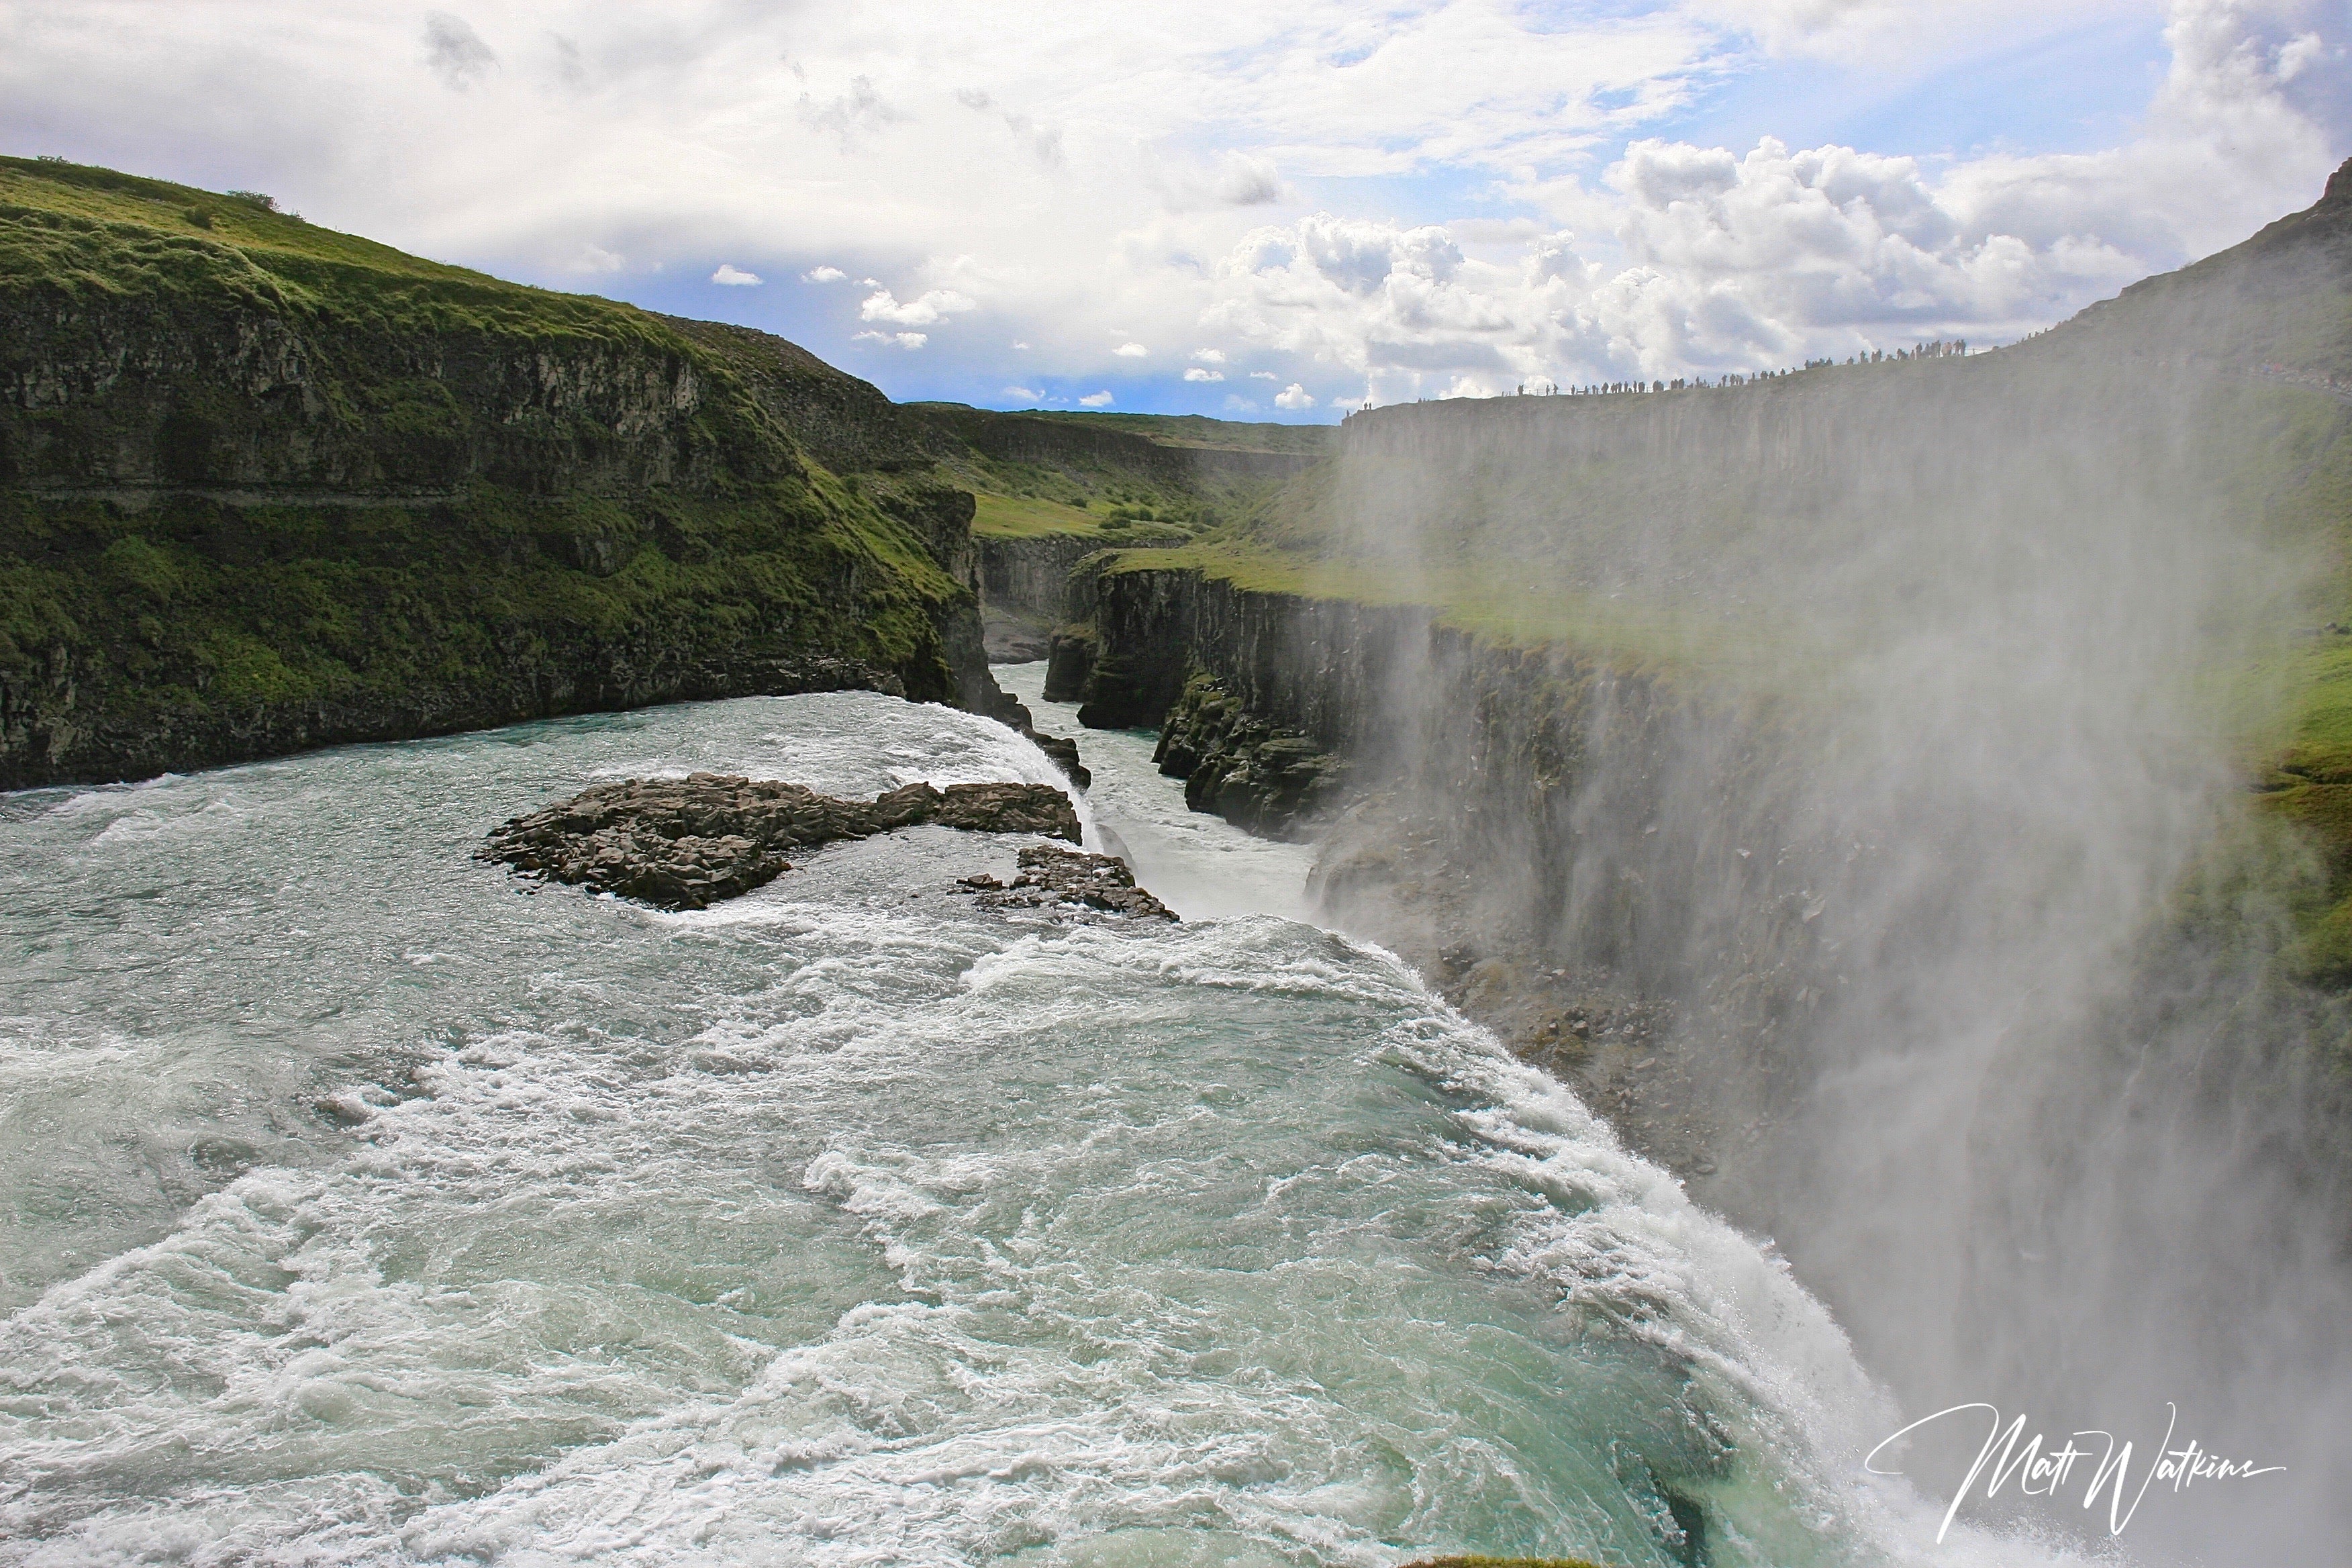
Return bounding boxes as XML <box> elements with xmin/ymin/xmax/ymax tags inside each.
<box><xmin>0</xmin><ymin>669</ymin><xmax>2098</xmax><ymax>1566</ymax></box>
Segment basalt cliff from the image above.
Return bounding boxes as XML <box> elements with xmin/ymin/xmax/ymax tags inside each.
<box><xmin>985</xmin><ymin>160</ymin><xmax>2352</xmax><ymax>1488</ymax></box>
<box><xmin>0</xmin><ymin>157</ymin><xmax>1014</xmax><ymax>789</ymax></box>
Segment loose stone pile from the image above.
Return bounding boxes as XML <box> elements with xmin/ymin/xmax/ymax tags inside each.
<box><xmin>479</xmin><ymin>773</ymin><xmax>1082</xmax><ymax>910</ymax></box>
<box><xmin>957</xmin><ymin>844</ymin><xmax>1177</xmax><ymax>921</ymax></box>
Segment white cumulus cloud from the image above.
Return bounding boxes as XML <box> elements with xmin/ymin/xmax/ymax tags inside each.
<box><xmin>1078</xmin><ymin>389</ymin><xmax>1115</xmax><ymax>406</ymax></box>
<box><xmin>1274</xmin><ymin>382</ymin><xmax>1316</xmax><ymax>409</ymax></box>
<box><xmin>861</xmin><ymin>287</ymin><xmax>978</xmax><ymax>326</ymax></box>
<box><xmin>1</xmin><ymin>0</ymin><xmax>2341</xmax><ymax>399</ymax></box>
<box><xmin>1183</xmin><ymin>366</ymin><xmax>1224</xmax><ymax>381</ymax></box>
<box><xmin>853</xmin><ymin>330</ymin><xmax>929</xmax><ymax>349</ymax></box>
<box><xmin>1114</xmin><ymin>342</ymin><xmax>1148</xmax><ymax>357</ymax></box>
<box><xmin>710</xmin><ymin>263</ymin><xmax>763</xmax><ymax>286</ymax></box>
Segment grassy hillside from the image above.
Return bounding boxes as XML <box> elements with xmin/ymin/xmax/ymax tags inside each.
<box><xmin>0</xmin><ymin>157</ymin><xmax>992</xmax><ymax>788</ymax></box>
<box><xmin>911</xmin><ymin>403</ymin><xmax>1316</xmax><ymax>551</ymax></box>
<box><xmin>972</xmin><ymin>492</ymin><xmax>1106</xmax><ymax>538</ymax></box>
<box><xmin>997</xmin><ymin>410</ymin><xmax>1336</xmax><ymax>456</ymax></box>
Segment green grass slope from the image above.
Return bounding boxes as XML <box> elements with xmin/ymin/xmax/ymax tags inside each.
<box><xmin>909</xmin><ymin>403</ymin><xmax>1318</xmax><ymax>550</ymax></box>
<box><xmin>0</xmin><ymin>157</ymin><xmax>989</xmax><ymax>789</ymax></box>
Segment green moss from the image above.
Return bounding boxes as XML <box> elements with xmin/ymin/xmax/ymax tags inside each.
<box><xmin>3</xmin><ymin>487</ymin><xmax>963</xmax><ymax>751</ymax></box>
<box><xmin>971</xmin><ymin>491</ymin><xmax>1106</xmax><ymax>538</ymax></box>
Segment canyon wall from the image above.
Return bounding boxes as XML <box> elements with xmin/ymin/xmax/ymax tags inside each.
<box><xmin>0</xmin><ymin>158</ymin><xmax>1005</xmax><ymax>788</ymax></box>
<box><xmin>1031</xmin><ymin>162</ymin><xmax>2352</xmax><ymax>1559</ymax></box>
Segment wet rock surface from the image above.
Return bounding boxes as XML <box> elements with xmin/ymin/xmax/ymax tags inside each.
<box><xmin>480</xmin><ymin>774</ymin><xmax>1081</xmax><ymax>910</ymax></box>
<box><xmin>986</xmin><ymin>691</ymin><xmax>1091</xmax><ymax>788</ymax></box>
<box><xmin>1154</xmin><ymin>672</ymin><xmax>1346</xmax><ymax>838</ymax></box>
<box><xmin>957</xmin><ymin>844</ymin><xmax>1177</xmax><ymax>921</ymax></box>
<box><xmin>981</xmin><ymin>603</ymin><xmax>1054</xmax><ymax>663</ymax></box>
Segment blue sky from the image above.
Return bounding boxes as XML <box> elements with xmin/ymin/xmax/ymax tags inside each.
<box><xmin>3</xmin><ymin>1</ymin><xmax>2345</xmax><ymax>422</ymax></box>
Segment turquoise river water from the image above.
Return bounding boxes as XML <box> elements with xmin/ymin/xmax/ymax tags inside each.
<box><xmin>0</xmin><ymin>667</ymin><xmax>2090</xmax><ymax>1567</ymax></box>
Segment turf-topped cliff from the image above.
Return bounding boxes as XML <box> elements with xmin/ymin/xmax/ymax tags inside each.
<box><xmin>1038</xmin><ymin>161</ymin><xmax>2352</xmax><ymax>1495</ymax></box>
<box><xmin>0</xmin><ymin>156</ymin><xmax>1003</xmax><ymax>789</ymax></box>
<box><xmin>1061</xmin><ymin>160</ymin><xmax>2352</xmax><ymax>957</ymax></box>
<box><xmin>909</xmin><ymin>403</ymin><xmax>1333</xmax><ymax>658</ymax></box>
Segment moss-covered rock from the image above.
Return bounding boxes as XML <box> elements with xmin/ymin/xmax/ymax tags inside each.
<box><xmin>1155</xmin><ymin>670</ymin><xmax>1346</xmax><ymax>836</ymax></box>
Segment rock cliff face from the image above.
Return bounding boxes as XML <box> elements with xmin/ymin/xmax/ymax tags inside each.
<box><xmin>977</xmin><ymin>533</ymin><xmax>1102</xmax><ymax>629</ymax></box>
<box><xmin>1044</xmin><ymin>164</ymin><xmax>2352</xmax><ymax>1506</ymax></box>
<box><xmin>0</xmin><ymin>158</ymin><xmax>1004</xmax><ymax>789</ymax></box>
<box><xmin>1061</xmin><ymin>560</ymin><xmax>1808</xmax><ymax>1014</ymax></box>
<box><xmin>1153</xmin><ymin>671</ymin><xmax>1349</xmax><ymax>836</ymax></box>
<box><xmin>975</xmin><ymin>532</ymin><xmax>1106</xmax><ymax>662</ymax></box>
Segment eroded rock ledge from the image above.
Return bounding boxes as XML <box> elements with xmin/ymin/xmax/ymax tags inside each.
<box><xmin>479</xmin><ymin>773</ymin><xmax>1080</xmax><ymax>910</ymax></box>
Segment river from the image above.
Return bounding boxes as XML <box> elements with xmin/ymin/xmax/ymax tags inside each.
<box><xmin>0</xmin><ymin>671</ymin><xmax>2079</xmax><ymax>1566</ymax></box>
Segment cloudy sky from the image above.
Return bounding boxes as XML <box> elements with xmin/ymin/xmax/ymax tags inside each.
<box><xmin>4</xmin><ymin>1</ymin><xmax>2346</xmax><ymax>420</ymax></box>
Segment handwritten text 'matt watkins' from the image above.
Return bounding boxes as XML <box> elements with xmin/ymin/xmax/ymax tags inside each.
<box><xmin>1865</xmin><ymin>1403</ymin><xmax>2285</xmax><ymax>1542</ymax></box>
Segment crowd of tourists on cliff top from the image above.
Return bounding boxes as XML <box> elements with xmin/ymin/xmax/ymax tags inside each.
<box><xmin>1349</xmin><ymin>338</ymin><xmax>1971</xmax><ymax>414</ymax></box>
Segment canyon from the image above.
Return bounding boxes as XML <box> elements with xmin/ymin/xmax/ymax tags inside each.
<box><xmin>10</xmin><ymin>148</ymin><xmax>2352</xmax><ymax>1558</ymax></box>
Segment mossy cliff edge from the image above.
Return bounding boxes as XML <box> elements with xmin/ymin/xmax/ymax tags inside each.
<box><xmin>1022</xmin><ymin>165</ymin><xmax>2352</xmax><ymax>1430</ymax></box>
<box><xmin>0</xmin><ymin>157</ymin><xmax>1004</xmax><ymax>790</ymax></box>
<box><xmin>1045</xmin><ymin>158</ymin><xmax>2352</xmax><ymax>1019</ymax></box>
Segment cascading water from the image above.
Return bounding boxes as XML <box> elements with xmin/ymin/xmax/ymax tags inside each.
<box><xmin>0</xmin><ymin>679</ymin><xmax>2098</xmax><ymax>1565</ymax></box>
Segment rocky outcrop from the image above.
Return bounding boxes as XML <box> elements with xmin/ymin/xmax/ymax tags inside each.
<box><xmin>957</xmin><ymin>844</ymin><xmax>1175</xmax><ymax>920</ymax></box>
<box><xmin>1153</xmin><ymin>671</ymin><xmax>1346</xmax><ymax>837</ymax></box>
<box><xmin>1043</xmin><ymin>624</ymin><xmax>1099</xmax><ymax>702</ymax></box>
<box><xmin>478</xmin><ymin>773</ymin><xmax>1081</xmax><ymax>909</ymax></box>
<box><xmin>1019</xmin><ymin>724</ymin><xmax>1089</xmax><ymax>788</ymax></box>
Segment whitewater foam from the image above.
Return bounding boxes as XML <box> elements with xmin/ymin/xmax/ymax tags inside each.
<box><xmin>0</xmin><ymin>690</ymin><xmax>2108</xmax><ymax>1566</ymax></box>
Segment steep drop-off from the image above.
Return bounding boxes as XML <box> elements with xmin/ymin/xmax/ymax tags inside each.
<box><xmin>0</xmin><ymin>157</ymin><xmax>1005</xmax><ymax>789</ymax></box>
<box><xmin>1042</xmin><ymin>162</ymin><xmax>2352</xmax><ymax>1557</ymax></box>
